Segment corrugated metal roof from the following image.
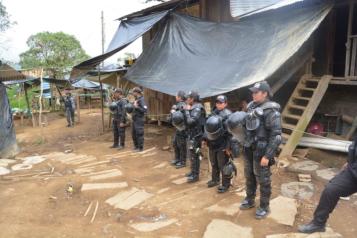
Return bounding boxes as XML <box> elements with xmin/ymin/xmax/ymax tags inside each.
<box><xmin>230</xmin><ymin>0</ymin><xmax>304</xmax><ymax>18</ymax></box>
<box><xmin>0</xmin><ymin>63</ymin><xmax>26</xmax><ymax>82</ymax></box>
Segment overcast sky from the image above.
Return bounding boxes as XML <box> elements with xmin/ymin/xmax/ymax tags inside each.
<box><xmin>0</xmin><ymin>0</ymin><xmax>161</xmax><ymax>64</ymax></box>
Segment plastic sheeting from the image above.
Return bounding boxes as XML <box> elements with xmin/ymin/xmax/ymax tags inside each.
<box><xmin>70</xmin><ymin>10</ymin><xmax>169</xmax><ymax>79</ymax></box>
<box><xmin>230</xmin><ymin>0</ymin><xmax>304</xmax><ymax>18</ymax></box>
<box><xmin>124</xmin><ymin>3</ymin><xmax>331</xmax><ymax>98</ymax></box>
<box><xmin>0</xmin><ymin>83</ymin><xmax>18</xmax><ymax>158</ymax></box>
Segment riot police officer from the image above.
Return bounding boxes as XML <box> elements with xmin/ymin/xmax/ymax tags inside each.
<box><xmin>109</xmin><ymin>88</ymin><xmax>128</xmax><ymax>149</ymax></box>
<box><xmin>203</xmin><ymin>95</ymin><xmax>238</xmax><ymax>193</ymax></box>
<box><xmin>184</xmin><ymin>91</ymin><xmax>206</xmax><ymax>183</ymax></box>
<box><xmin>298</xmin><ymin>137</ymin><xmax>357</xmax><ymax>234</ymax></box>
<box><xmin>168</xmin><ymin>91</ymin><xmax>188</xmax><ymax>169</ymax></box>
<box><xmin>240</xmin><ymin>81</ymin><xmax>282</xmax><ymax>219</ymax></box>
<box><xmin>131</xmin><ymin>87</ymin><xmax>147</xmax><ymax>152</ymax></box>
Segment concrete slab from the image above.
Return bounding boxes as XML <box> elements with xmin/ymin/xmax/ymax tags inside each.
<box><xmin>157</xmin><ymin>187</ymin><xmax>170</xmax><ymax>194</ymax></box>
<box><xmin>288</xmin><ymin>160</ymin><xmax>320</xmax><ymax>173</ymax></box>
<box><xmin>130</xmin><ymin>219</ymin><xmax>177</xmax><ymax>232</ymax></box>
<box><xmin>22</xmin><ymin>156</ymin><xmax>46</xmax><ymax>165</ymax></box>
<box><xmin>203</xmin><ymin>219</ymin><xmax>253</xmax><ymax>238</ymax></box>
<box><xmin>81</xmin><ymin>182</ymin><xmax>128</xmax><ymax>191</ymax></box>
<box><xmin>269</xmin><ymin>196</ymin><xmax>297</xmax><ymax>226</ymax></box>
<box><xmin>298</xmin><ymin>174</ymin><xmax>312</xmax><ymax>182</ymax></box>
<box><xmin>316</xmin><ymin>168</ymin><xmax>337</xmax><ymax>182</ymax></box>
<box><xmin>0</xmin><ymin>159</ymin><xmax>16</xmax><ymax>167</ymax></box>
<box><xmin>206</xmin><ymin>203</ymin><xmax>241</xmax><ymax>216</ymax></box>
<box><xmin>172</xmin><ymin>177</ymin><xmax>188</xmax><ymax>185</ymax></box>
<box><xmin>0</xmin><ymin>167</ymin><xmax>11</xmax><ymax>175</ymax></box>
<box><xmin>11</xmin><ymin>163</ymin><xmax>33</xmax><ymax>171</ymax></box>
<box><xmin>281</xmin><ymin>182</ymin><xmax>314</xmax><ymax>200</ymax></box>
<box><xmin>106</xmin><ymin>187</ymin><xmax>153</xmax><ymax>210</ymax></box>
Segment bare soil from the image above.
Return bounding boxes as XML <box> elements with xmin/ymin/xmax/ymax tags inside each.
<box><xmin>0</xmin><ymin>109</ymin><xmax>356</xmax><ymax>238</ymax></box>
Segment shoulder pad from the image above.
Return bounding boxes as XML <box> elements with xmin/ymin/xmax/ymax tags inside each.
<box><xmin>260</xmin><ymin>101</ymin><xmax>280</xmax><ymax>112</ymax></box>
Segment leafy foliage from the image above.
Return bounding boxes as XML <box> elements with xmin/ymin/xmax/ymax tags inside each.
<box><xmin>0</xmin><ymin>1</ymin><xmax>13</xmax><ymax>32</ymax></box>
<box><xmin>19</xmin><ymin>32</ymin><xmax>89</xmax><ymax>78</ymax></box>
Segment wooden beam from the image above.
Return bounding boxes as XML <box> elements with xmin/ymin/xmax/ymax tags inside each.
<box><xmin>344</xmin><ymin>1</ymin><xmax>354</xmax><ymax>77</ymax></box>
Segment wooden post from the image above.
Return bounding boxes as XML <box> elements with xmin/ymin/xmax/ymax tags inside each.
<box><xmin>116</xmin><ymin>72</ymin><xmax>120</xmax><ymax>89</ymax></box>
<box><xmin>76</xmin><ymin>94</ymin><xmax>80</xmax><ymax>123</ymax></box>
<box><xmin>99</xmin><ymin>70</ymin><xmax>105</xmax><ymax>133</ymax></box>
<box><xmin>345</xmin><ymin>2</ymin><xmax>354</xmax><ymax>77</ymax></box>
<box><xmin>39</xmin><ymin>68</ymin><xmax>44</xmax><ymax>128</ymax></box>
<box><xmin>24</xmin><ymin>84</ymin><xmax>30</xmax><ymax>115</ymax></box>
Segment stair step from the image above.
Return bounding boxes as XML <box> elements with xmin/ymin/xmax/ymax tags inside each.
<box><xmin>293</xmin><ymin>96</ymin><xmax>311</xmax><ymax>101</ymax></box>
<box><xmin>304</xmin><ymin>78</ymin><xmax>320</xmax><ymax>82</ymax></box>
<box><xmin>284</xmin><ymin>114</ymin><xmax>301</xmax><ymax>120</ymax></box>
<box><xmin>282</xmin><ymin>123</ymin><xmax>296</xmax><ymax>130</ymax></box>
<box><xmin>299</xmin><ymin>87</ymin><xmax>315</xmax><ymax>92</ymax></box>
<box><xmin>289</xmin><ymin>104</ymin><xmax>306</xmax><ymax>110</ymax></box>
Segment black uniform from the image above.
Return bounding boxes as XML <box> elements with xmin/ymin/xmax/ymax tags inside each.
<box><xmin>185</xmin><ymin>103</ymin><xmax>206</xmax><ymax>181</ymax></box>
<box><xmin>169</xmin><ymin>101</ymin><xmax>188</xmax><ymax>166</ymax></box>
<box><xmin>243</xmin><ymin>100</ymin><xmax>282</xmax><ymax>209</ymax></box>
<box><xmin>311</xmin><ymin>161</ymin><xmax>357</xmax><ymax>226</ymax></box>
<box><xmin>205</xmin><ymin>108</ymin><xmax>233</xmax><ymax>188</ymax></box>
<box><xmin>132</xmin><ymin>96</ymin><xmax>147</xmax><ymax>150</ymax></box>
<box><xmin>112</xmin><ymin>98</ymin><xmax>128</xmax><ymax>147</ymax></box>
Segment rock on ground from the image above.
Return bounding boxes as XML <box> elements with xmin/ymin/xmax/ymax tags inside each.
<box><xmin>130</xmin><ymin>219</ymin><xmax>177</xmax><ymax>232</ymax></box>
<box><xmin>281</xmin><ymin>182</ymin><xmax>314</xmax><ymax>200</ymax></box>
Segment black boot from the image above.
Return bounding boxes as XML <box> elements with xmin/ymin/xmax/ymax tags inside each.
<box><xmin>217</xmin><ymin>185</ymin><xmax>229</xmax><ymax>193</ymax></box>
<box><xmin>171</xmin><ymin>159</ymin><xmax>178</xmax><ymax>165</ymax></box>
<box><xmin>255</xmin><ymin>206</ymin><xmax>270</xmax><ymax>219</ymax></box>
<box><xmin>207</xmin><ymin>180</ymin><xmax>219</xmax><ymax>188</ymax></box>
<box><xmin>298</xmin><ymin>221</ymin><xmax>326</xmax><ymax>234</ymax></box>
<box><xmin>187</xmin><ymin>175</ymin><xmax>199</xmax><ymax>183</ymax></box>
<box><xmin>240</xmin><ymin>198</ymin><xmax>255</xmax><ymax>210</ymax></box>
<box><xmin>110</xmin><ymin>144</ymin><xmax>119</xmax><ymax>148</ymax></box>
<box><xmin>185</xmin><ymin>171</ymin><xmax>193</xmax><ymax>177</ymax></box>
<box><xmin>117</xmin><ymin>145</ymin><xmax>124</xmax><ymax>150</ymax></box>
<box><xmin>175</xmin><ymin>162</ymin><xmax>186</xmax><ymax>169</ymax></box>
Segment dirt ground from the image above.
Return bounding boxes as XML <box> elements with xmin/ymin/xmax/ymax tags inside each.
<box><xmin>0</xmin><ymin>109</ymin><xmax>356</xmax><ymax>238</ymax></box>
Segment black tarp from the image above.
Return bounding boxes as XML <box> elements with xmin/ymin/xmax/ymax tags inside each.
<box><xmin>70</xmin><ymin>10</ymin><xmax>169</xmax><ymax>79</ymax></box>
<box><xmin>124</xmin><ymin>2</ymin><xmax>331</xmax><ymax>98</ymax></box>
<box><xmin>0</xmin><ymin>83</ymin><xmax>18</xmax><ymax>158</ymax></box>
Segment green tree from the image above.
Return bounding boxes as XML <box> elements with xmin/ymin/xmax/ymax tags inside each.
<box><xmin>19</xmin><ymin>32</ymin><xmax>89</xmax><ymax>78</ymax></box>
<box><xmin>0</xmin><ymin>1</ymin><xmax>13</xmax><ymax>32</ymax></box>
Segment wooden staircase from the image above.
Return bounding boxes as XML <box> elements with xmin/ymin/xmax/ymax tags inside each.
<box><xmin>279</xmin><ymin>74</ymin><xmax>332</xmax><ymax>159</ymax></box>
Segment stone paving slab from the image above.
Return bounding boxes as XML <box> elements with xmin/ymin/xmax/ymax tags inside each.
<box><xmin>0</xmin><ymin>167</ymin><xmax>11</xmax><ymax>175</ymax></box>
<box><xmin>266</xmin><ymin>227</ymin><xmax>342</xmax><ymax>238</ymax></box>
<box><xmin>203</xmin><ymin>219</ymin><xmax>253</xmax><ymax>238</ymax></box>
<box><xmin>172</xmin><ymin>177</ymin><xmax>187</xmax><ymax>185</ymax></box>
<box><xmin>206</xmin><ymin>203</ymin><xmax>241</xmax><ymax>216</ymax></box>
<box><xmin>130</xmin><ymin>219</ymin><xmax>177</xmax><ymax>232</ymax></box>
<box><xmin>288</xmin><ymin>160</ymin><xmax>320</xmax><ymax>173</ymax></box>
<box><xmin>106</xmin><ymin>187</ymin><xmax>153</xmax><ymax>210</ymax></box>
<box><xmin>81</xmin><ymin>182</ymin><xmax>128</xmax><ymax>191</ymax></box>
<box><xmin>269</xmin><ymin>196</ymin><xmax>297</xmax><ymax>226</ymax></box>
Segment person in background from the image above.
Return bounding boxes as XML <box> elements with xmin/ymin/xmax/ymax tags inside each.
<box><xmin>109</xmin><ymin>88</ymin><xmax>128</xmax><ymax>149</ymax></box>
<box><xmin>64</xmin><ymin>91</ymin><xmax>75</xmax><ymax>127</ymax></box>
<box><xmin>131</xmin><ymin>87</ymin><xmax>147</xmax><ymax>152</ymax></box>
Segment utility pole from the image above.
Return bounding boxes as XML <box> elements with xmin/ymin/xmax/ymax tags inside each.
<box><xmin>99</xmin><ymin>10</ymin><xmax>105</xmax><ymax>133</ymax></box>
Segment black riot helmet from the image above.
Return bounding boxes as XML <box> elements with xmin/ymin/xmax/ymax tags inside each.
<box><xmin>227</xmin><ymin>111</ymin><xmax>247</xmax><ymax>143</ymax></box>
<box><xmin>171</xmin><ymin>111</ymin><xmax>186</xmax><ymax>131</ymax></box>
<box><xmin>187</xmin><ymin>91</ymin><xmax>200</xmax><ymax>102</ymax></box>
<box><xmin>125</xmin><ymin>102</ymin><xmax>134</xmax><ymax>113</ymax></box>
<box><xmin>109</xmin><ymin>102</ymin><xmax>117</xmax><ymax>111</ymax></box>
<box><xmin>205</xmin><ymin>115</ymin><xmax>224</xmax><ymax>141</ymax></box>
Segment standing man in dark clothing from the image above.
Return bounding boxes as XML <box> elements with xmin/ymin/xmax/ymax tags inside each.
<box><xmin>109</xmin><ymin>88</ymin><xmax>128</xmax><ymax>149</ymax></box>
<box><xmin>298</xmin><ymin>138</ymin><xmax>357</xmax><ymax>234</ymax></box>
<box><xmin>240</xmin><ymin>81</ymin><xmax>282</xmax><ymax>219</ymax></box>
<box><xmin>131</xmin><ymin>87</ymin><xmax>147</xmax><ymax>152</ymax></box>
<box><xmin>203</xmin><ymin>95</ymin><xmax>238</xmax><ymax>193</ymax></box>
<box><xmin>64</xmin><ymin>92</ymin><xmax>75</xmax><ymax>127</ymax></box>
<box><xmin>168</xmin><ymin>91</ymin><xmax>188</xmax><ymax>169</ymax></box>
<box><xmin>184</xmin><ymin>91</ymin><xmax>206</xmax><ymax>183</ymax></box>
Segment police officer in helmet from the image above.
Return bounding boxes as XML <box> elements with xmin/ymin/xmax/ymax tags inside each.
<box><xmin>168</xmin><ymin>91</ymin><xmax>188</xmax><ymax>169</ymax></box>
<box><xmin>184</xmin><ymin>91</ymin><xmax>206</xmax><ymax>183</ymax></box>
<box><xmin>298</xmin><ymin>137</ymin><xmax>357</xmax><ymax>233</ymax></box>
<box><xmin>131</xmin><ymin>87</ymin><xmax>148</xmax><ymax>152</ymax></box>
<box><xmin>240</xmin><ymin>81</ymin><xmax>282</xmax><ymax>219</ymax></box>
<box><xmin>109</xmin><ymin>88</ymin><xmax>128</xmax><ymax>149</ymax></box>
<box><xmin>203</xmin><ymin>95</ymin><xmax>238</xmax><ymax>193</ymax></box>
